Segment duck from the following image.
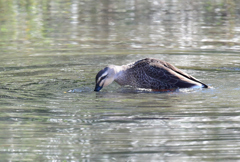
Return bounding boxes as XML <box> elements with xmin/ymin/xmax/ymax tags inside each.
<box><xmin>94</xmin><ymin>58</ymin><xmax>210</xmax><ymax>92</ymax></box>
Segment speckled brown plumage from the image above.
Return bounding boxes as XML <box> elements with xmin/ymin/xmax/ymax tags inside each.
<box><xmin>94</xmin><ymin>58</ymin><xmax>209</xmax><ymax>91</ymax></box>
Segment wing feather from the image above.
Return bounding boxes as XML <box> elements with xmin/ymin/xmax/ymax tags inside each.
<box><xmin>136</xmin><ymin>58</ymin><xmax>208</xmax><ymax>89</ymax></box>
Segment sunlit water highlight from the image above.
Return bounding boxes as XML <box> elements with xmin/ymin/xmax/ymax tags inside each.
<box><xmin>0</xmin><ymin>0</ymin><xmax>240</xmax><ymax>161</ymax></box>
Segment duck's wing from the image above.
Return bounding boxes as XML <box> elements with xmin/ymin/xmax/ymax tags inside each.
<box><xmin>141</xmin><ymin>58</ymin><xmax>209</xmax><ymax>89</ymax></box>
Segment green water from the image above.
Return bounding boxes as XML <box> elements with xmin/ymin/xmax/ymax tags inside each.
<box><xmin>0</xmin><ymin>0</ymin><xmax>240</xmax><ymax>161</ymax></box>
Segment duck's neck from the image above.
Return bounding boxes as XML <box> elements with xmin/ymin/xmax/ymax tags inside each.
<box><xmin>113</xmin><ymin>65</ymin><xmax>128</xmax><ymax>86</ymax></box>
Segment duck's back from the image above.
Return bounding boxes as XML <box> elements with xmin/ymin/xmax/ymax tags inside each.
<box><xmin>125</xmin><ymin>58</ymin><xmax>209</xmax><ymax>90</ymax></box>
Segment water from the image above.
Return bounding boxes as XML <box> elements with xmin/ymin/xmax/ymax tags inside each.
<box><xmin>0</xmin><ymin>0</ymin><xmax>240</xmax><ymax>161</ymax></box>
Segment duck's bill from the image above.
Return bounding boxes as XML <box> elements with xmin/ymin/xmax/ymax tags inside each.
<box><xmin>94</xmin><ymin>84</ymin><xmax>103</xmax><ymax>92</ymax></box>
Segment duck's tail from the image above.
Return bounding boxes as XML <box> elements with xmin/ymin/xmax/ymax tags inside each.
<box><xmin>202</xmin><ymin>84</ymin><xmax>212</xmax><ymax>89</ymax></box>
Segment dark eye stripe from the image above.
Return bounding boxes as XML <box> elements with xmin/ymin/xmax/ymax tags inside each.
<box><xmin>96</xmin><ymin>67</ymin><xmax>109</xmax><ymax>82</ymax></box>
<box><xmin>99</xmin><ymin>75</ymin><xmax>107</xmax><ymax>83</ymax></box>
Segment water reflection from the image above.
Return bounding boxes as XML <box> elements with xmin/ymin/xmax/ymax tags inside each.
<box><xmin>1</xmin><ymin>0</ymin><xmax>240</xmax><ymax>53</ymax></box>
<box><xmin>1</xmin><ymin>50</ymin><xmax>240</xmax><ymax>160</ymax></box>
<box><xmin>1</xmin><ymin>0</ymin><xmax>240</xmax><ymax>161</ymax></box>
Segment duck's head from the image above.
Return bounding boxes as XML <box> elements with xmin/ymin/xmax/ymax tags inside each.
<box><xmin>94</xmin><ymin>65</ymin><xmax>117</xmax><ymax>92</ymax></box>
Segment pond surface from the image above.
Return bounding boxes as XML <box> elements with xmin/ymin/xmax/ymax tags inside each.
<box><xmin>0</xmin><ymin>0</ymin><xmax>240</xmax><ymax>161</ymax></box>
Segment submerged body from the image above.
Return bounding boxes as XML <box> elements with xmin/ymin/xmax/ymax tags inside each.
<box><xmin>94</xmin><ymin>58</ymin><xmax>209</xmax><ymax>91</ymax></box>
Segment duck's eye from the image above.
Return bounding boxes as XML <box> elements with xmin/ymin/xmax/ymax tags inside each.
<box><xmin>99</xmin><ymin>75</ymin><xmax>107</xmax><ymax>83</ymax></box>
<box><xmin>101</xmin><ymin>75</ymin><xmax>107</xmax><ymax>80</ymax></box>
<box><xmin>98</xmin><ymin>75</ymin><xmax>108</xmax><ymax>87</ymax></box>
